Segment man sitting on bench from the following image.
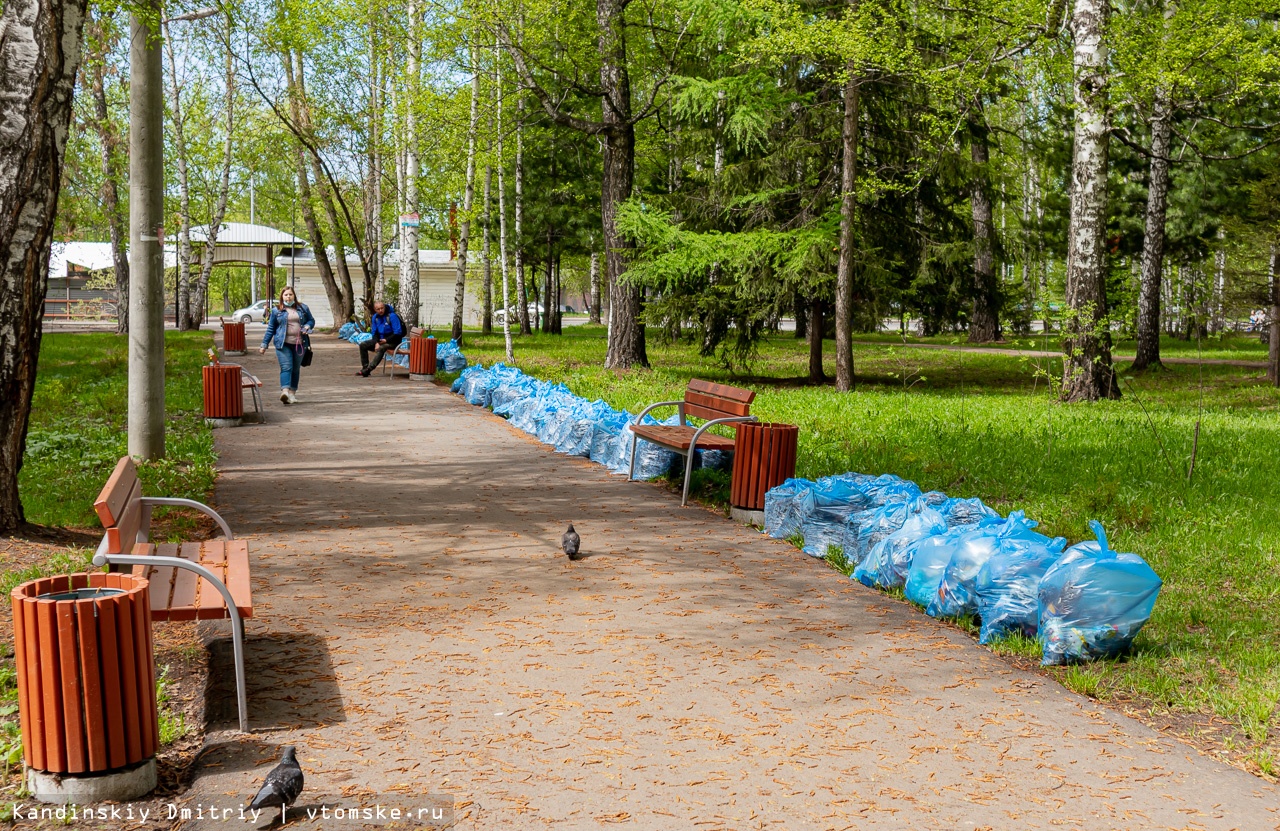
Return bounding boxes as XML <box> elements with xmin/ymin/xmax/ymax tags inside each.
<box><xmin>357</xmin><ymin>301</ymin><xmax>405</xmax><ymax>377</ymax></box>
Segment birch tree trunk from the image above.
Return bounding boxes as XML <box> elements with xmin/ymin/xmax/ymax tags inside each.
<box><xmin>453</xmin><ymin>48</ymin><xmax>480</xmax><ymax>341</ymax></box>
<box><xmin>399</xmin><ymin>0</ymin><xmax>421</xmax><ymax>326</ymax></box>
<box><xmin>495</xmin><ymin>40</ymin><xmax>514</xmax><ymax>363</ymax></box>
<box><xmin>834</xmin><ymin>53</ymin><xmax>859</xmax><ymax>391</ymax></box>
<box><xmin>1062</xmin><ymin>0</ymin><xmax>1121</xmax><ymax>401</ymax></box>
<box><xmin>165</xmin><ymin>23</ymin><xmax>195</xmax><ymax>329</ymax></box>
<box><xmin>482</xmin><ymin>139</ymin><xmax>493</xmax><ymax>334</ymax></box>
<box><xmin>1269</xmin><ymin>244</ymin><xmax>1279</xmax><ymax>386</ymax></box>
<box><xmin>589</xmin><ymin>250</ymin><xmax>601</xmax><ymax>324</ymax></box>
<box><xmin>86</xmin><ymin>12</ymin><xmax>129</xmax><ymax>334</ymax></box>
<box><xmin>365</xmin><ymin>24</ymin><xmax>383</xmax><ymax>300</ymax></box>
<box><xmin>515</xmin><ymin>88</ymin><xmax>531</xmax><ymax>336</ymax></box>
<box><xmin>194</xmin><ymin>32</ymin><xmax>236</xmax><ymax>330</ymax></box>
<box><xmin>0</xmin><ymin>0</ymin><xmax>88</xmax><ymax>531</ymax></box>
<box><xmin>968</xmin><ymin>102</ymin><xmax>1001</xmax><ymax>343</ymax></box>
<box><xmin>1132</xmin><ymin>87</ymin><xmax>1174</xmax><ymax>370</ymax></box>
<box><xmin>284</xmin><ymin>53</ymin><xmax>345</xmax><ymax>322</ymax></box>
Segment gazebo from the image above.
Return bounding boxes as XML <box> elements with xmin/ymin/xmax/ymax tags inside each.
<box><xmin>183</xmin><ymin>222</ymin><xmax>306</xmax><ymax>303</ymax></box>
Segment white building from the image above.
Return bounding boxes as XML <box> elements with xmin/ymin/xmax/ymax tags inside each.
<box><xmin>278</xmin><ymin>248</ymin><xmax>482</xmax><ymax>330</ymax></box>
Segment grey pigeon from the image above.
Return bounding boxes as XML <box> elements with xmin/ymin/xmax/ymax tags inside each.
<box><xmin>562</xmin><ymin>524</ymin><xmax>582</xmax><ymax>560</ymax></box>
<box><xmin>249</xmin><ymin>745</ymin><xmax>304</xmax><ymax>822</ymax></box>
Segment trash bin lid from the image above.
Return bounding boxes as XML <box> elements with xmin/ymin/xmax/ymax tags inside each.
<box><xmin>38</xmin><ymin>587</ymin><xmax>126</xmax><ymax>601</ymax></box>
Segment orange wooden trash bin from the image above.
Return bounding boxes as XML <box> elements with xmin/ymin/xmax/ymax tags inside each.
<box><xmin>10</xmin><ymin>574</ymin><xmax>159</xmax><ymax>776</ymax></box>
<box><xmin>221</xmin><ymin>319</ymin><xmax>246</xmax><ymax>355</ymax></box>
<box><xmin>202</xmin><ymin>363</ymin><xmax>243</xmax><ymax>422</ymax></box>
<box><xmin>410</xmin><ymin>335</ymin><xmax>438</xmax><ymax>380</ymax></box>
<box><xmin>730</xmin><ymin>422</ymin><xmax>799</xmax><ymax>512</ymax></box>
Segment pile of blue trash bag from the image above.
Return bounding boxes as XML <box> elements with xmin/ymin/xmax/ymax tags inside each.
<box><xmin>764</xmin><ymin>477</ymin><xmax>1162</xmax><ymax>665</ymax></box>
<box><xmin>338</xmin><ymin>321</ymin><xmax>372</xmax><ymax>344</ymax></box>
<box><xmin>452</xmin><ymin>363</ymin><xmax>713</xmax><ymax>481</ymax></box>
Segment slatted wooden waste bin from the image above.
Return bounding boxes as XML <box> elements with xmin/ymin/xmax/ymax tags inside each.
<box><xmin>221</xmin><ymin>318</ymin><xmax>246</xmax><ymax>355</ymax></box>
<box><xmin>203</xmin><ymin>363</ymin><xmax>243</xmax><ymax>424</ymax></box>
<box><xmin>10</xmin><ymin>573</ymin><xmax>159</xmax><ymax>776</ymax></box>
<box><xmin>731</xmin><ymin>422</ymin><xmax>799</xmax><ymax>512</ymax></box>
<box><xmin>410</xmin><ymin>335</ymin><xmax>438</xmax><ymax>380</ymax></box>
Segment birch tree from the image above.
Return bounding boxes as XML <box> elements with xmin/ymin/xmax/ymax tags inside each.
<box><xmin>453</xmin><ymin>45</ymin><xmax>481</xmax><ymax>341</ymax></box>
<box><xmin>0</xmin><ymin>0</ymin><xmax>89</xmax><ymax>531</ymax></box>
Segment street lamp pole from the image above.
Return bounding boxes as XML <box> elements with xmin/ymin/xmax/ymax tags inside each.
<box><xmin>127</xmin><ymin>2</ymin><xmax>166</xmax><ymax>460</ymax></box>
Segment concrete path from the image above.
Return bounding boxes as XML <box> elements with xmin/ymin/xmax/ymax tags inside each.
<box><xmin>186</xmin><ymin>334</ymin><xmax>1279</xmax><ymax>830</ymax></box>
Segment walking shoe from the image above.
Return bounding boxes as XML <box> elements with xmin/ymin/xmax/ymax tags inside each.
<box><xmin>280</xmin><ymin>388</ymin><xmax>290</xmax><ymax>404</ymax></box>
<box><xmin>286</xmin><ymin>389</ymin><xmax>297</xmax><ymax>404</ymax></box>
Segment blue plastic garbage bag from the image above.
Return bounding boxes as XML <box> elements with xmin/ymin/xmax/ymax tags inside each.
<box><xmin>853</xmin><ymin>505</ymin><xmax>948</xmax><ymax>589</ymax></box>
<box><xmin>338</xmin><ymin>321</ymin><xmax>366</xmax><ymax>342</ymax></box>
<box><xmin>452</xmin><ymin>364</ymin><xmax>484</xmax><ymax>395</ymax></box>
<box><xmin>975</xmin><ymin>536</ymin><xmax>1067</xmax><ymax>644</ymax></box>
<box><xmin>611</xmin><ymin>415</ymin><xmax>680</xmax><ymax>480</ymax></box>
<box><xmin>860</xmin><ymin>475</ymin><xmax>922</xmax><ymax>508</ymax></box>
<box><xmin>764</xmin><ymin>478</ymin><xmax>815</xmax><ymax>539</ymax></box>
<box><xmin>590</xmin><ymin>412</ymin><xmax>631</xmax><ymax>469</ymax></box>
<box><xmin>904</xmin><ymin>526</ymin><xmax>968</xmax><ymax>608</ymax></box>
<box><xmin>352</xmin><ymin>331</ymin><xmax>373</xmax><ymax>344</ymax></box>
<box><xmin>698</xmin><ymin>449</ymin><xmax>733</xmax><ymax>472</ymax></box>
<box><xmin>435</xmin><ymin>338</ymin><xmax>468</xmax><ymax>372</ymax></box>
<box><xmin>462</xmin><ymin>367</ymin><xmax>497</xmax><ymax>406</ymax></box>
<box><xmin>928</xmin><ymin>511</ymin><xmax>1060</xmax><ymax>620</ymax></box>
<box><xmin>938</xmin><ymin>497</ymin><xmax>999</xmax><ymax>528</ymax></box>
<box><xmin>798</xmin><ymin>476</ymin><xmax>879</xmax><ymax>557</ymax></box>
<box><xmin>1037</xmin><ymin>521</ymin><xmax>1162</xmax><ymax>665</ymax></box>
<box><xmin>837</xmin><ymin>496</ymin><xmax>929</xmax><ymax>564</ymax></box>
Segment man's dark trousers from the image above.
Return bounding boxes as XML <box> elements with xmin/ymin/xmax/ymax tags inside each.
<box><xmin>360</xmin><ymin>335</ymin><xmax>403</xmax><ymax>373</ymax></box>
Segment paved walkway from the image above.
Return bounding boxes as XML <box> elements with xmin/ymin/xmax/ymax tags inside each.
<box><xmin>187</xmin><ymin>334</ymin><xmax>1280</xmax><ymax>830</ymax></box>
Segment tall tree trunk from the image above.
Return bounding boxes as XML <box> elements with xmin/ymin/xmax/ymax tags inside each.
<box><xmin>86</xmin><ymin>13</ymin><xmax>129</xmax><ymax>334</ymax></box>
<box><xmin>0</xmin><ymin>0</ymin><xmax>88</xmax><ymax>531</ymax></box>
<box><xmin>482</xmin><ymin>147</ymin><xmax>493</xmax><ymax>335</ymax></box>
<box><xmin>542</xmin><ymin>233</ymin><xmax>553</xmax><ymax>333</ymax></box>
<box><xmin>515</xmin><ymin>89</ymin><xmax>531</xmax><ymax>335</ymax></box>
<box><xmin>808</xmin><ymin>298</ymin><xmax>826</xmax><ymax>384</ymax></box>
<box><xmin>588</xmin><ymin>249</ymin><xmax>601</xmax><ymax>324</ymax></box>
<box><xmin>399</xmin><ymin>7</ymin><xmax>421</xmax><ymax>326</ymax></box>
<box><xmin>598</xmin><ymin>0</ymin><xmax>646</xmax><ymax>368</ymax></box>
<box><xmin>968</xmin><ymin>101</ymin><xmax>1000</xmax><ymax>343</ymax></box>
<box><xmin>1269</xmin><ymin>244</ymin><xmax>1279</xmax><ymax>386</ymax></box>
<box><xmin>1132</xmin><ymin>86</ymin><xmax>1174</xmax><ymax>370</ymax></box>
<box><xmin>194</xmin><ymin>30</ymin><xmax>236</xmax><ymax>330</ymax></box>
<box><xmin>453</xmin><ymin>47</ymin><xmax>480</xmax><ymax>342</ymax></box>
<box><xmin>495</xmin><ymin>39</ymin><xmax>514</xmax><ymax>363</ymax></box>
<box><xmin>365</xmin><ymin>24</ymin><xmax>383</xmax><ymax>302</ymax></box>
<box><xmin>834</xmin><ymin>51</ymin><xmax>859</xmax><ymax>390</ymax></box>
<box><xmin>284</xmin><ymin>53</ymin><xmax>345</xmax><ymax>324</ymax></box>
<box><xmin>553</xmin><ymin>254</ymin><xmax>563</xmax><ymax>334</ymax></box>
<box><xmin>1062</xmin><ymin>0</ymin><xmax>1120</xmax><ymax>401</ymax></box>
<box><xmin>165</xmin><ymin>22</ymin><xmax>195</xmax><ymax>329</ymax></box>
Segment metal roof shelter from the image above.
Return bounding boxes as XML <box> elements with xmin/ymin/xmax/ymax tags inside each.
<box><xmin>180</xmin><ymin>222</ymin><xmax>307</xmax><ymax>301</ymax></box>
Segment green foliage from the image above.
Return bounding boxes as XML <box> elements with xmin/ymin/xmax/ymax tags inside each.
<box><xmin>20</xmin><ymin>332</ymin><xmax>217</xmax><ymax>531</ymax></box>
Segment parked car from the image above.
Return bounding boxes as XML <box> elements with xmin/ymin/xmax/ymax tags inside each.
<box><xmin>493</xmin><ymin>303</ymin><xmax>545</xmax><ymax>325</ymax></box>
<box><xmin>230</xmin><ymin>298</ymin><xmax>270</xmax><ymax>324</ymax></box>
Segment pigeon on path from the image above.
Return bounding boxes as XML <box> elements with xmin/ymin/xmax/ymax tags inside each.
<box><xmin>249</xmin><ymin>745</ymin><xmax>304</xmax><ymax>822</ymax></box>
<box><xmin>562</xmin><ymin>524</ymin><xmax>582</xmax><ymax>560</ymax></box>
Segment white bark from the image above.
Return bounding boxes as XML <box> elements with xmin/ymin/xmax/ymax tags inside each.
<box><xmin>399</xmin><ymin>2</ymin><xmax>421</xmax><ymax>326</ymax></box>
<box><xmin>495</xmin><ymin>41</ymin><xmax>514</xmax><ymax>363</ymax></box>
<box><xmin>453</xmin><ymin>47</ymin><xmax>480</xmax><ymax>341</ymax></box>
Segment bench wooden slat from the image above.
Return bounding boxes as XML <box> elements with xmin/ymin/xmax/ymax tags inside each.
<box><xmin>133</xmin><ymin>543</ymin><xmax>179</xmax><ymax>615</ymax></box>
<box><xmin>632</xmin><ymin>424</ymin><xmax>738</xmax><ymax>452</ymax></box>
<box><xmin>224</xmin><ymin>539</ymin><xmax>254</xmax><ymax>619</ymax></box>
<box><xmin>688</xmin><ymin>378</ymin><xmax>755</xmax><ymax>404</ymax></box>
<box><xmin>684</xmin><ymin>389</ymin><xmax>751</xmax><ymax>417</ymax></box>
<box><xmin>196</xmin><ymin>541</ymin><xmax>229</xmax><ymax>620</ymax></box>
<box><xmin>166</xmin><ymin>543</ymin><xmax>203</xmax><ymax>621</ymax></box>
<box><xmin>241</xmin><ymin>373</ymin><xmax>261</xmax><ymax>388</ymax></box>
<box><xmin>105</xmin><ymin>480</ymin><xmax>143</xmax><ymax>556</ymax></box>
<box><xmin>94</xmin><ymin>457</ymin><xmax>139</xmax><ymax>528</ymax></box>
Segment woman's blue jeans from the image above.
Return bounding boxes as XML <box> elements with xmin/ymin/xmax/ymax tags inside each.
<box><xmin>274</xmin><ymin>345</ymin><xmax>301</xmax><ymax>390</ymax></box>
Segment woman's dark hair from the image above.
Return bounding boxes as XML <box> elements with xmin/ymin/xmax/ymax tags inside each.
<box><xmin>275</xmin><ymin>286</ymin><xmax>300</xmax><ymax>311</ymax></box>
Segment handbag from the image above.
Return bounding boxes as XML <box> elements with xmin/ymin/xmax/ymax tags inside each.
<box><xmin>299</xmin><ymin>332</ymin><xmax>314</xmax><ymax>367</ymax></box>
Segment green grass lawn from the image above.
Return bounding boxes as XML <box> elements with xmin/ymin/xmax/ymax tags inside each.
<box><xmin>451</xmin><ymin>324</ymin><xmax>1280</xmax><ymax>777</ymax></box>
<box><xmin>19</xmin><ymin>331</ymin><xmax>217</xmax><ymax>533</ymax></box>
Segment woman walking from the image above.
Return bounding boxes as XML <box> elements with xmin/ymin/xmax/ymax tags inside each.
<box><xmin>258</xmin><ymin>286</ymin><xmax>315</xmax><ymax>404</ymax></box>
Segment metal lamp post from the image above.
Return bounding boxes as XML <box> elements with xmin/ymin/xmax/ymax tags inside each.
<box><xmin>127</xmin><ymin>5</ymin><xmax>220</xmax><ymax>460</ymax></box>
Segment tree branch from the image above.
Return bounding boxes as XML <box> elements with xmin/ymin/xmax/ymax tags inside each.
<box><xmin>496</xmin><ymin>22</ymin><xmax>610</xmax><ymax>136</ymax></box>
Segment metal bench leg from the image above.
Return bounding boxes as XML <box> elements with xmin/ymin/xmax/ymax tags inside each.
<box><xmin>91</xmin><ymin>553</ymin><xmax>250</xmax><ymax>732</ymax></box>
<box><xmin>681</xmin><ymin>449</ymin><xmax>697</xmax><ymax>507</ymax></box>
<box><xmin>627</xmin><ymin>431</ymin><xmax>639</xmax><ymax>481</ymax></box>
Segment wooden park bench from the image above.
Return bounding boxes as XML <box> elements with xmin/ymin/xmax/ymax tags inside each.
<box><xmin>90</xmin><ymin>457</ymin><xmax>253</xmax><ymax>732</ymax></box>
<box><xmin>383</xmin><ymin>326</ymin><xmax>425</xmax><ymax>379</ymax></box>
<box><xmin>629</xmin><ymin>379</ymin><xmax>758</xmax><ymax>506</ymax></box>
